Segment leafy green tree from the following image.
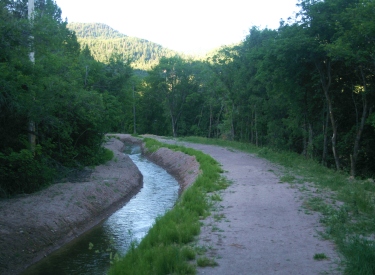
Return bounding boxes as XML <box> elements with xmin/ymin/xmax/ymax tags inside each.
<box><xmin>325</xmin><ymin>0</ymin><xmax>375</xmax><ymax>176</ymax></box>
<box><xmin>145</xmin><ymin>56</ymin><xmax>201</xmax><ymax>137</ymax></box>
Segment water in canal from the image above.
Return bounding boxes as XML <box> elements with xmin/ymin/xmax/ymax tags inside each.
<box><xmin>22</xmin><ymin>144</ymin><xmax>180</xmax><ymax>275</ymax></box>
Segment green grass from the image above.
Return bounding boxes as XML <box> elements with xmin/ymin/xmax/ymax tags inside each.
<box><xmin>179</xmin><ymin>136</ymin><xmax>375</xmax><ymax>275</ymax></box>
<box><xmin>313</xmin><ymin>253</ymin><xmax>328</xmax><ymax>260</ymax></box>
<box><xmin>196</xmin><ymin>256</ymin><xmax>218</xmax><ymax>267</ymax></box>
<box><xmin>279</xmin><ymin>174</ymin><xmax>296</xmax><ymax>183</ymax></box>
<box><xmin>96</xmin><ymin>147</ymin><xmax>114</xmax><ymax>164</ymax></box>
<box><xmin>108</xmin><ymin>138</ymin><xmax>227</xmax><ymax>275</ymax></box>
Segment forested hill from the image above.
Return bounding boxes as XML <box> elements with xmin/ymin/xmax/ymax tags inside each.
<box><xmin>67</xmin><ymin>22</ymin><xmax>186</xmax><ymax>71</ymax></box>
<box><xmin>67</xmin><ymin>22</ymin><xmax>126</xmax><ymax>39</ymax></box>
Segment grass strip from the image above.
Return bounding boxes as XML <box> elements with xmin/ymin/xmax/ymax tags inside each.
<box><xmin>108</xmin><ymin>138</ymin><xmax>227</xmax><ymax>275</ymax></box>
<box><xmin>180</xmin><ymin>136</ymin><xmax>375</xmax><ymax>274</ymax></box>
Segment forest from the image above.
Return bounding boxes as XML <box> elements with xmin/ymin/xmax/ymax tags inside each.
<box><xmin>67</xmin><ymin>22</ymin><xmax>189</xmax><ymax>71</ymax></box>
<box><xmin>1</xmin><ymin>0</ymin><xmax>375</xmax><ymax>197</ymax></box>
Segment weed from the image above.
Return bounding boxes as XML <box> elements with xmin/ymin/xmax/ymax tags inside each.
<box><xmin>181</xmin><ymin>246</ymin><xmax>196</xmax><ymax>260</ymax></box>
<box><xmin>210</xmin><ymin>193</ymin><xmax>222</xmax><ymax>201</ymax></box>
<box><xmin>213</xmin><ymin>213</ymin><xmax>225</xmax><ymax>222</ymax></box>
<box><xmin>197</xmin><ymin>257</ymin><xmax>218</xmax><ymax>267</ymax></box>
<box><xmin>314</xmin><ymin>253</ymin><xmax>328</xmax><ymax>260</ymax></box>
<box><xmin>280</xmin><ymin>174</ymin><xmax>296</xmax><ymax>183</ymax></box>
<box><xmin>194</xmin><ymin>245</ymin><xmax>208</xmax><ymax>255</ymax></box>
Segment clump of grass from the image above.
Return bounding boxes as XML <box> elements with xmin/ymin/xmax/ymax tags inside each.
<box><xmin>279</xmin><ymin>174</ymin><xmax>296</xmax><ymax>183</ymax></box>
<box><xmin>108</xmin><ymin>138</ymin><xmax>227</xmax><ymax>275</ymax></box>
<box><xmin>94</xmin><ymin>147</ymin><xmax>114</xmax><ymax>165</ymax></box>
<box><xmin>197</xmin><ymin>256</ymin><xmax>218</xmax><ymax>267</ymax></box>
<box><xmin>313</xmin><ymin>253</ymin><xmax>328</xmax><ymax>260</ymax></box>
<box><xmin>210</xmin><ymin>193</ymin><xmax>222</xmax><ymax>201</ymax></box>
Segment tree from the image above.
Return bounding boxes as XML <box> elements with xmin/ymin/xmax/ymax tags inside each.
<box><xmin>146</xmin><ymin>56</ymin><xmax>200</xmax><ymax>137</ymax></box>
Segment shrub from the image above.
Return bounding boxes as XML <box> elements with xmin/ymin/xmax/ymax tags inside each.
<box><xmin>0</xmin><ymin>146</ymin><xmax>55</xmax><ymax>197</ymax></box>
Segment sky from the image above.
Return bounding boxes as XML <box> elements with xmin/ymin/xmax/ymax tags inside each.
<box><xmin>54</xmin><ymin>0</ymin><xmax>300</xmax><ymax>55</ymax></box>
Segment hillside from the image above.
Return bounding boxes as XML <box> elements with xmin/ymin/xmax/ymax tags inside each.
<box><xmin>67</xmin><ymin>23</ymin><xmax>188</xmax><ymax>71</ymax></box>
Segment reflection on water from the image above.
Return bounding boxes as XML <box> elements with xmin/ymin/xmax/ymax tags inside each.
<box><xmin>22</xmin><ymin>144</ymin><xmax>179</xmax><ymax>275</ymax></box>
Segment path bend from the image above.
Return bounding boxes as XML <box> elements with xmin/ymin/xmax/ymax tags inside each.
<box><xmin>153</xmin><ymin>137</ymin><xmax>340</xmax><ymax>275</ymax></box>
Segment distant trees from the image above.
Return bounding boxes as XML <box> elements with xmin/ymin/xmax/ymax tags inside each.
<box><xmin>67</xmin><ymin>23</ymin><xmax>188</xmax><ymax>71</ymax></box>
<box><xmin>138</xmin><ymin>56</ymin><xmax>204</xmax><ymax>137</ymax></box>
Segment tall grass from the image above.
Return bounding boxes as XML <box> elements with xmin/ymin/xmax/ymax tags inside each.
<box><xmin>108</xmin><ymin>138</ymin><xmax>227</xmax><ymax>275</ymax></box>
<box><xmin>181</xmin><ymin>136</ymin><xmax>375</xmax><ymax>274</ymax></box>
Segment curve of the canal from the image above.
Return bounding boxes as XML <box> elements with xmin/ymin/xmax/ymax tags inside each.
<box><xmin>22</xmin><ymin>143</ymin><xmax>180</xmax><ymax>275</ymax></box>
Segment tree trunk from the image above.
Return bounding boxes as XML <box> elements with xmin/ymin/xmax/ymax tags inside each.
<box><xmin>254</xmin><ymin>105</ymin><xmax>258</xmax><ymax>147</ymax></box>
<box><xmin>132</xmin><ymin>84</ymin><xmax>136</xmax><ymax>134</ymax></box>
<box><xmin>322</xmin><ymin>105</ymin><xmax>329</xmax><ymax>166</ymax></box>
<box><xmin>317</xmin><ymin>60</ymin><xmax>340</xmax><ymax>170</ymax></box>
<box><xmin>250</xmin><ymin>108</ymin><xmax>254</xmax><ymax>144</ymax></box>
<box><xmin>216</xmin><ymin>103</ymin><xmax>224</xmax><ymax>138</ymax></box>
<box><xmin>28</xmin><ymin>0</ymin><xmax>36</xmax><ymax>152</ymax></box>
<box><xmin>171</xmin><ymin>114</ymin><xmax>177</xmax><ymax>137</ymax></box>
<box><xmin>350</xmin><ymin>67</ymin><xmax>370</xmax><ymax>177</ymax></box>
<box><xmin>208</xmin><ymin>103</ymin><xmax>212</xmax><ymax>138</ymax></box>
<box><xmin>302</xmin><ymin>117</ymin><xmax>307</xmax><ymax>157</ymax></box>
<box><xmin>308</xmin><ymin>123</ymin><xmax>313</xmax><ymax>159</ymax></box>
<box><xmin>230</xmin><ymin>102</ymin><xmax>235</xmax><ymax>140</ymax></box>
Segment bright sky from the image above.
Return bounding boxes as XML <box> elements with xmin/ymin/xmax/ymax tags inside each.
<box><xmin>55</xmin><ymin>0</ymin><xmax>300</xmax><ymax>54</ymax></box>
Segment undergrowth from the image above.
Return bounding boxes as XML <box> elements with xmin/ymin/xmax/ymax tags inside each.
<box><xmin>180</xmin><ymin>136</ymin><xmax>375</xmax><ymax>275</ymax></box>
<box><xmin>108</xmin><ymin>137</ymin><xmax>228</xmax><ymax>275</ymax></box>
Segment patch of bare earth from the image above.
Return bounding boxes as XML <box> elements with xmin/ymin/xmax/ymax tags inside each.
<box><xmin>149</xmin><ymin>136</ymin><xmax>342</xmax><ymax>275</ymax></box>
<box><xmin>0</xmin><ymin>137</ymin><xmax>143</xmax><ymax>275</ymax></box>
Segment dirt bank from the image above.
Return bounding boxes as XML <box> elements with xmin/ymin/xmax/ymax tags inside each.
<box><xmin>112</xmin><ymin>134</ymin><xmax>200</xmax><ymax>192</ymax></box>
<box><xmin>0</xmin><ymin>137</ymin><xmax>143</xmax><ymax>275</ymax></box>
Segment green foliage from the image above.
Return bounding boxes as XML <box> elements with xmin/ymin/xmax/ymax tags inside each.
<box><xmin>0</xmin><ymin>1</ymin><xmax>134</xmax><ymax>196</ymax></box>
<box><xmin>313</xmin><ymin>253</ymin><xmax>328</xmax><ymax>260</ymax></box>
<box><xmin>0</xmin><ymin>146</ymin><xmax>55</xmax><ymax>197</ymax></box>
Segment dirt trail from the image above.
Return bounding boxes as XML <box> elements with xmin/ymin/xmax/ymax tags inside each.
<box><xmin>151</xmin><ymin>137</ymin><xmax>341</xmax><ymax>275</ymax></box>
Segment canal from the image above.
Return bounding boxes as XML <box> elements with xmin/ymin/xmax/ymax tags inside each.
<box><xmin>22</xmin><ymin>144</ymin><xmax>180</xmax><ymax>275</ymax></box>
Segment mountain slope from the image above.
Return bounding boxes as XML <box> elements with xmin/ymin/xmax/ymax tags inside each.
<box><xmin>68</xmin><ymin>23</ymin><xmax>187</xmax><ymax>70</ymax></box>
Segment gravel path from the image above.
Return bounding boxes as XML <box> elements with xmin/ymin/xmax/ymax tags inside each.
<box><xmin>152</xmin><ymin>137</ymin><xmax>341</xmax><ymax>275</ymax></box>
